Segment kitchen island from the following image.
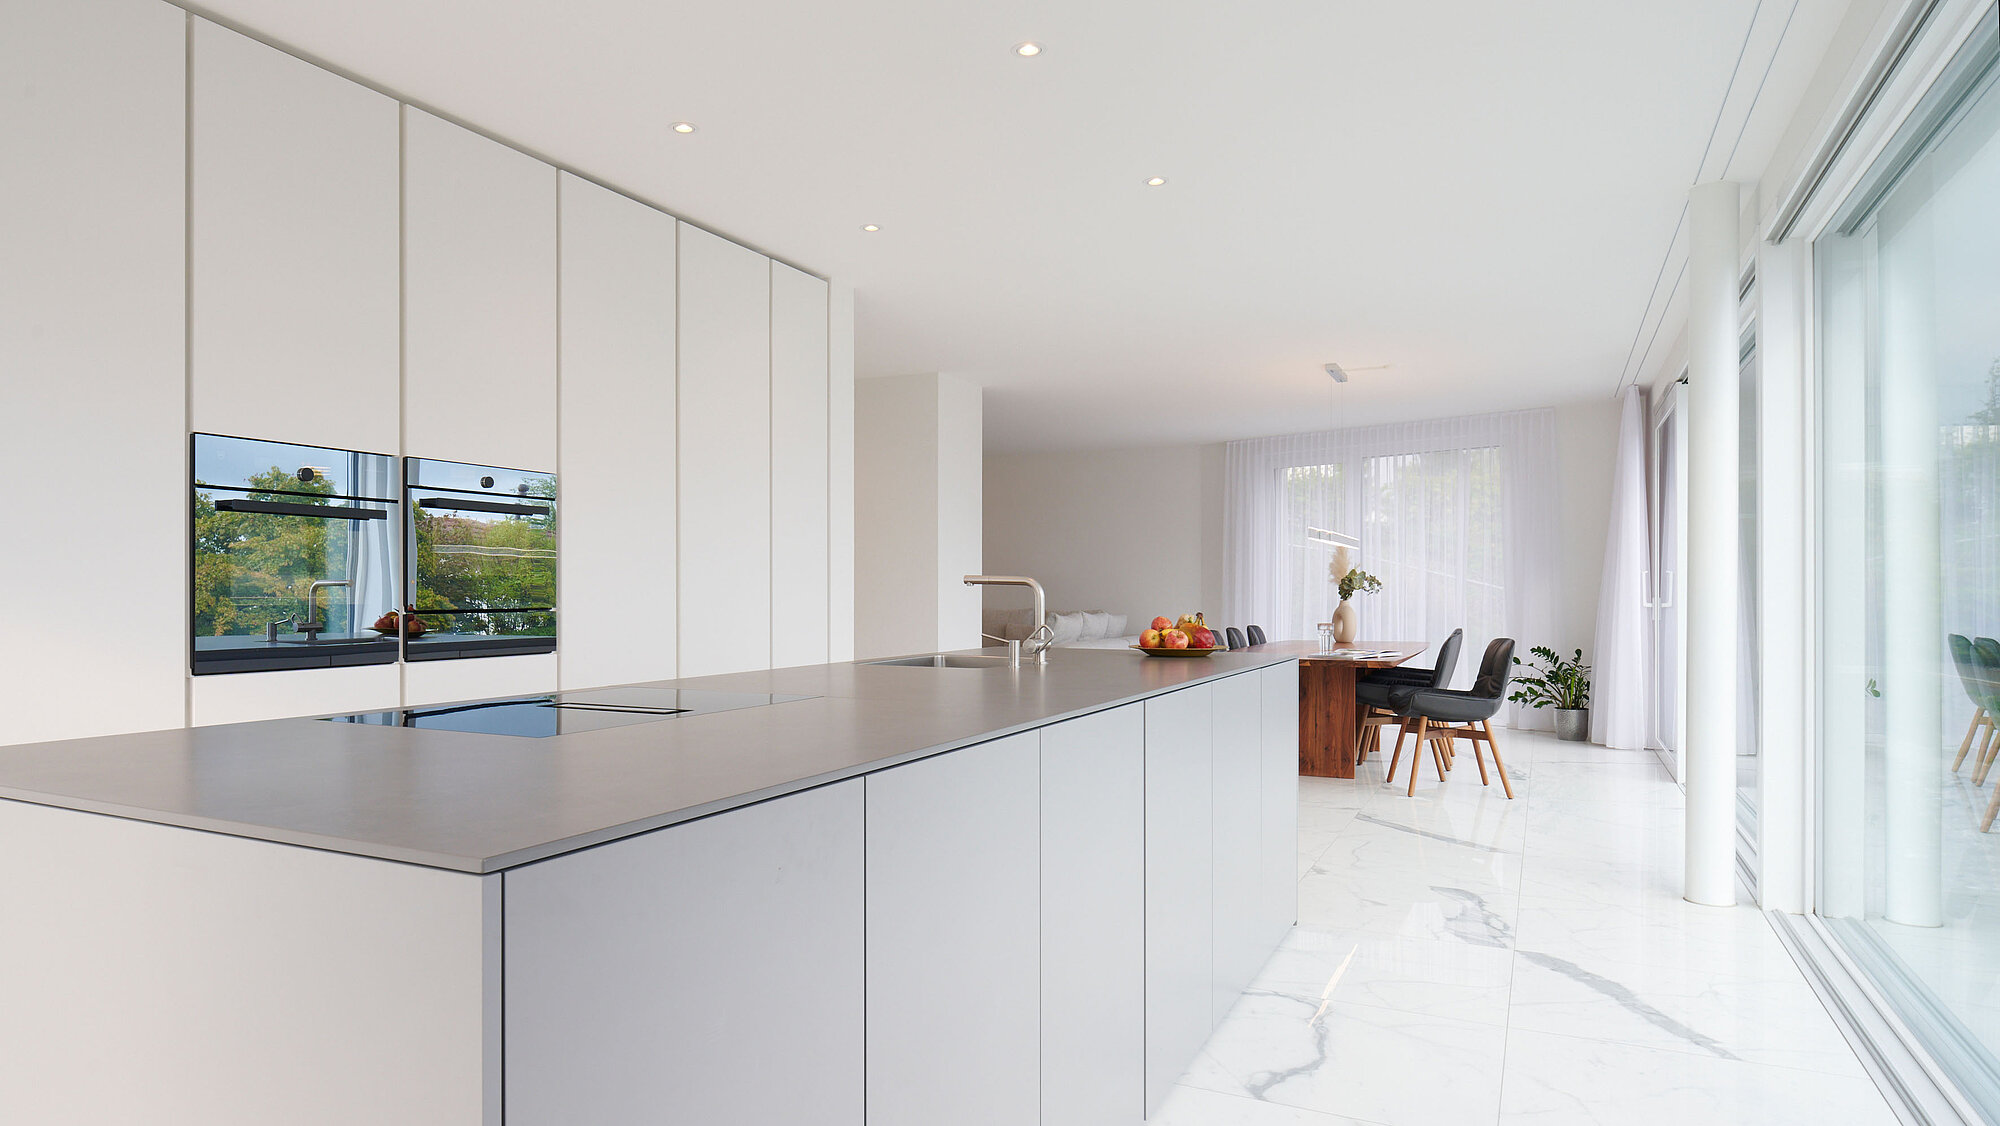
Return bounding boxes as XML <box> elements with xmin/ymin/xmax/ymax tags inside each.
<box><xmin>0</xmin><ymin>648</ymin><xmax>1298</xmax><ymax>1126</ymax></box>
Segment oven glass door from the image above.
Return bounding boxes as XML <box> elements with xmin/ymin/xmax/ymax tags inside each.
<box><xmin>405</xmin><ymin>458</ymin><xmax>557</xmax><ymax>660</ymax></box>
<box><xmin>191</xmin><ymin>434</ymin><xmax>399</xmax><ymax>674</ymax></box>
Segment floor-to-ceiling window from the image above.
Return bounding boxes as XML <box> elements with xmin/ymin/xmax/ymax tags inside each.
<box><xmin>1814</xmin><ymin>14</ymin><xmax>2000</xmax><ymax>1109</ymax></box>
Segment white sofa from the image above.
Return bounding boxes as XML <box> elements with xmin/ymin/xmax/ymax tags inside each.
<box><xmin>980</xmin><ymin>608</ymin><xmax>1139</xmax><ymax>650</ymax></box>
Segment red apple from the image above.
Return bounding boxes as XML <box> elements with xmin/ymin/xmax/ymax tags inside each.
<box><xmin>1140</xmin><ymin>628</ymin><xmax>1165</xmax><ymax>648</ymax></box>
<box><xmin>1190</xmin><ymin>627</ymin><xmax>1216</xmax><ymax>649</ymax></box>
<box><xmin>1150</xmin><ymin>615</ymin><xmax>1173</xmax><ymax>632</ymax></box>
<box><xmin>1162</xmin><ymin>629</ymin><xmax>1190</xmax><ymax>649</ymax></box>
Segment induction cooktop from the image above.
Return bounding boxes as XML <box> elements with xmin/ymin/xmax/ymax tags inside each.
<box><xmin>323</xmin><ymin>686</ymin><xmax>815</xmax><ymax>738</ymax></box>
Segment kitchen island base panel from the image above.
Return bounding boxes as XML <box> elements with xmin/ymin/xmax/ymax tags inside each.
<box><xmin>867</xmin><ymin>731</ymin><xmax>1042</xmax><ymax>1126</ymax></box>
<box><xmin>504</xmin><ymin>779</ymin><xmax>864</xmax><ymax>1125</ymax></box>
<box><xmin>0</xmin><ymin>798</ymin><xmax>498</xmax><ymax>1126</ymax></box>
<box><xmin>1041</xmin><ymin>704</ymin><xmax>1147</xmax><ymax>1126</ymax></box>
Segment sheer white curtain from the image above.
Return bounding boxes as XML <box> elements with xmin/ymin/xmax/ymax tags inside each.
<box><xmin>1592</xmin><ymin>387</ymin><xmax>1653</xmax><ymax>748</ymax></box>
<box><xmin>1223</xmin><ymin>409</ymin><xmax>1560</xmax><ymax>725</ymax></box>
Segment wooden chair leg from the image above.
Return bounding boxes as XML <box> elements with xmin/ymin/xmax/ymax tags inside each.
<box><xmin>1482</xmin><ymin>720</ymin><xmax>1514</xmax><ymax>799</ymax></box>
<box><xmin>1469</xmin><ymin>731</ymin><xmax>1491</xmax><ymax>785</ymax></box>
<box><xmin>1430</xmin><ymin>738</ymin><xmax>1447</xmax><ymax>780</ymax></box>
<box><xmin>1408</xmin><ymin>717</ymin><xmax>1429</xmax><ymax>796</ymax></box>
<box><xmin>1978</xmin><ymin>725</ymin><xmax>2000</xmax><ymax>786</ymax></box>
<box><xmin>1386</xmin><ymin>721</ymin><xmax>1409</xmax><ymax>784</ymax></box>
<box><xmin>1954</xmin><ymin>709</ymin><xmax>1987</xmax><ymax>771</ymax></box>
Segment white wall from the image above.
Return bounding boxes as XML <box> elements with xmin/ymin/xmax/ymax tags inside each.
<box><xmin>983</xmin><ymin>444</ymin><xmax>1226</xmax><ymax>632</ymax></box>
<box><xmin>3</xmin><ymin>0</ymin><xmax>855</xmax><ymax>745</ymax></box>
<box><xmin>855</xmin><ymin>374</ymin><xmax>982</xmax><ymax>658</ymax></box>
<box><xmin>1553</xmin><ymin>399</ymin><xmax>1622</xmax><ymax>660</ymax></box>
<box><xmin>984</xmin><ymin>408</ymin><xmax>1617</xmax><ymax>657</ymax></box>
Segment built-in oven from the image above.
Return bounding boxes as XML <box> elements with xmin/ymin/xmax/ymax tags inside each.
<box><xmin>190</xmin><ymin>434</ymin><xmax>401</xmax><ymax>675</ymax></box>
<box><xmin>403</xmin><ymin>457</ymin><xmax>557</xmax><ymax>661</ymax></box>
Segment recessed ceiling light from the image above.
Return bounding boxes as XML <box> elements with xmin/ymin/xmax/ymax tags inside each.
<box><xmin>1014</xmin><ymin>41</ymin><xmax>1042</xmax><ymax>57</ymax></box>
<box><xmin>1146</xmin><ymin>177</ymin><xmax>1167</xmax><ymax>186</ymax></box>
<box><xmin>861</xmin><ymin>224</ymin><xmax>880</xmax><ymax>232</ymax></box>
<box><xmin>671</xmin><ymin>121</ymin><xmax>697</xmax><ymax>134</ymax></box>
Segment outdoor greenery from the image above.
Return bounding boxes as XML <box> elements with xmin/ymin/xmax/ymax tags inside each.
<box><xmin>1337</xmin><ymin>568</ymin><xmax>1382</xmax><ymax>602</ymax></box>
<box><xmin>194</xmin><ymin>468</ymin><xmax>558</xmax><ymax>640</ymax></box>
<box><xmin>1508</xmin><ymin>645</ymin><xmax>1591</xmax><ymax>711</ymax></box>
<box><xmin>193</xmin><ymin>468</ymin><xmax>347</xmax><ymax>636</ymax></box>
<box><xmin>411</xmin><ymin>475</ymin><xmax>558</xmax><ymax>637</ymax></box>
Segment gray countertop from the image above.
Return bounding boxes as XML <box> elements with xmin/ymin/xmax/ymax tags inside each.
<box><xmin>0</xmin><ymin>648</ymin><xmax>1296</xmax><ymax>873</ymax></box>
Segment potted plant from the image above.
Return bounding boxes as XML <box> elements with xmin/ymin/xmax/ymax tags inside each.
<box><xmin>1508</xmin><ymin>646</ymin><xmax>1592</xmax><ymax>741</ymax></box>
<box><xmin>1331</xmin><ymin>569</ymin><xmax>1381</xmax><ymax>643</ymax></box>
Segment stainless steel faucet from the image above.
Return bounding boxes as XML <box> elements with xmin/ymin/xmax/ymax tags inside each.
<box><xmin>963</xmin><ymin>575</ymin><xmax>1054</xmax><ymax>667</ymax></box>
<box><xmin>301</xmin><ymin>579</ymin><xmax>351</xmax><ymax>641</ymax></box>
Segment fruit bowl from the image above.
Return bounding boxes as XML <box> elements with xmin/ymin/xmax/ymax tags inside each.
<box><xmin>1131</xmin><ymin>644</ymin><xmax>1225</xmax><ymax>659</ymax></box>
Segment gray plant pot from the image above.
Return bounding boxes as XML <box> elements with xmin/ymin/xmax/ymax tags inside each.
<box><xmin>1554</xmin><ymin>708</ymin><xmax>1590</xmax><ymax>742</ymax></box>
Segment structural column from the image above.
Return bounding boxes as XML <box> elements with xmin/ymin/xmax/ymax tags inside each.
<box><xmin>1684</xmin><ymin>181</ymin><xmax>1741</xmax><ymax>907</ymax></box>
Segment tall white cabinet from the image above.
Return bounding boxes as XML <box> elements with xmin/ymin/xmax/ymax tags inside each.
<box><xmin>771</xmin><ymin>262</ymin><xmax>832</xmax><ymax>666</ymax></box>
<box><xmin>402</xmin><ymin>106</ymin><xmax>558</xmax><ymax>472</ymax></box>
<box><xmin>557</xmin><ymin>175</ymin><xmax>678</xmax><ymax>690</ymax></box>
<box><xmin>185</xmin><ymin>16</ymin><xmax>405</xmax><ymax>726</ymax></box>
<box><xmin>1</xmin><ymin>0</ymin><xmax>187</xmax><ymax>747</ymax></box>
<box><xmin>187</xmin><ymin>18</ymin><xmax>400</xmax><ymax>454</ymax></box>
<box><xmin>6</xmin><ymin>1</ymin><xmax>855</xmax><ymax>744</ymax></box>
<box><xmin>401</xmin><ymin>107</ymin><xmax>559</xmax><ymax>706</ymax></box>
<box><xmin>677</xmin><ymin>224</ymin><xmax>774</xmax><ymax>678</ymax></box>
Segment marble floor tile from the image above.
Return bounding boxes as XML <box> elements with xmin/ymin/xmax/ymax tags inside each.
<box><xmin>1149</xmin><ymin>1084</ymin><xmax>1376</xmax><ymax>1125</ymax></box>
<box><xmin>1297</xmin><ymin>863</ymin><xmax>1519</xmax><ymax>947</ymax></box>
<box><xmin>1496</xmin><ymin>1029</ymin><xmax>1897</xmax><ymax>1125</ymax></box>
<box><xmin>1506</xmin><ymin>949</ymin><xmax>1865</xmax><ymax>1075</ymax></box>
<box><xmin>1185</xmin><ymin>993</ymin><xmax>1507</xmax><ymax>1126</ymax></box>
<box><xmin>1160</xmin><ymin>724</ymin><xmax>1896</xmax><ymax>1125</ymax></box>
<box><xmin>1251</xmin><ymin>926</ymin><xmax>1517</xmax><ymax>1026</ymax></box>
<box><xmin>1511</xmin><ymin>893</ymin><xmax>1799</xmax><ymax>980</ymax></box>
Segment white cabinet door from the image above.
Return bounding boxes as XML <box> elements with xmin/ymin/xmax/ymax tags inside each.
<box><xmin>403</xmin><ymin>652</ymin><xmax>557</xmax><ymax>707</ymax></box>
<box><xmin>867</xmin><ymin>733</ymin><xmax>1040</xmax><ymax>1126</ymax></box>
<box><xmin>1042</xmin><ymin>705</ymin><xmax>1145</xmax><ymax>1126</ymax></box>
<box><xmin>769</xmin><ymin>262</ymin><xmax>830</xmax><ymax>667</ymax></box>
<box><xmin>188</xmin><ymin>19</ymin><xmax>399</xmax><ymax>453</ymax></box>
<box><xmin>677</xmin><ymin>224</ymin><xmax>772</xmax><ymax>677</ymax></box>
<box><xmin>557</xmin><ymin>174</ymin><xmax>676</xmax><ymax>690</ymax></box>
<box><xmin>191</xmin><ymin>664</ymin><xmax>401</xmax><ymax>726</ymax></box>
<box><xmin>402</xmin><ymin>107</ymin><xmax>557</xmax><ymax>471</ymax></box>
<box><xmin>1145</xmin><ymin>683</ymin><xmax>1214</xmax><ymax>1113</ymax></box>
<box><xmin>1210</xmin><ymin>670</ymin><xmax>1265</xmax><ymax>1023</ymax></box>
<box><xmin>828</xmin><ymin>282</ymin><xmax>857</xmax><ymax>661</ymax></box>
<box><xmin>1261</xmin><ymin>661</ymin><xmax>1300</xmax><ymax>948</ymax></box>
<box><xmin>505</xmin><ymin>781</ymin><xmax>864</xmax><ymax>1126</ymax></box>
<box><xmin>2</xmin><ymin>0</ymin><xmax>184</xmax><ymax>747</ymax></box>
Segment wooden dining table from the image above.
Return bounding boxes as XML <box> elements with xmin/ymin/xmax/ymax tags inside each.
<box><xmin>1243</xmin><ymin>640</ymin><xmax>1428</xmax><ymax>779</ymax></box>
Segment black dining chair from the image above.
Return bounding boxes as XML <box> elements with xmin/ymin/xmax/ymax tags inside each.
<box><xmin>1385</xmin><ymin>637</ymin><xmax>1517</xmax><ymax>798</ymax></box>
<box><xmin>1226</xmin><ymin>627</ymin><xmax>1247</xmax><ymax>650</ymax></box>
<box><xmin>1246</xmin><ymin>625</ymin><xmax>1267</xmax><ymax>646</ymax></box>
<box><xmin>1949</xmin><ymin>634</ymin><xmax>1994</xmax><ymax>774</ymax></box>
<box><xmin>1355</xmin><ymin>629</ymin><xmax>1463</xmax><ymax>764</ymax></box>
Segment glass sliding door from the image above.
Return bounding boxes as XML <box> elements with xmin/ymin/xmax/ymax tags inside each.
<box><xmin>1813</xmin><ymin>13</ymin><xmax>2000</xmax><ymax>1110</ymax></box>
<box><xmin>1739</xmin><ymin>332</ymin><xmax>1762</xmax><ymax>853</ymax></box>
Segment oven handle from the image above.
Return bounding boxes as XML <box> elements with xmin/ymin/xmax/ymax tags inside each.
<box><xmin>415</xmin><ymin>496</ymin><xmax>552</xmax><ymax>517</ymax></box>
<box><xmin>214</xmin><ymin>499</ymin><xmax>388</xmax><ymax>521</ymax></box>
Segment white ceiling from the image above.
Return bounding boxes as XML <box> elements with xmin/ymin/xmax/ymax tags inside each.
<box><xmin>189</xmin><ymin>0</ymin><xmax>1852</xmax><ymax>451</ymax></box>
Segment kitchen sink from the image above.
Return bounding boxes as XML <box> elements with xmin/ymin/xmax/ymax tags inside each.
<box><xmin>869</xmin><ymin>654</ymin><xmax>1015</xmax><ymax>669</ymax></box>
